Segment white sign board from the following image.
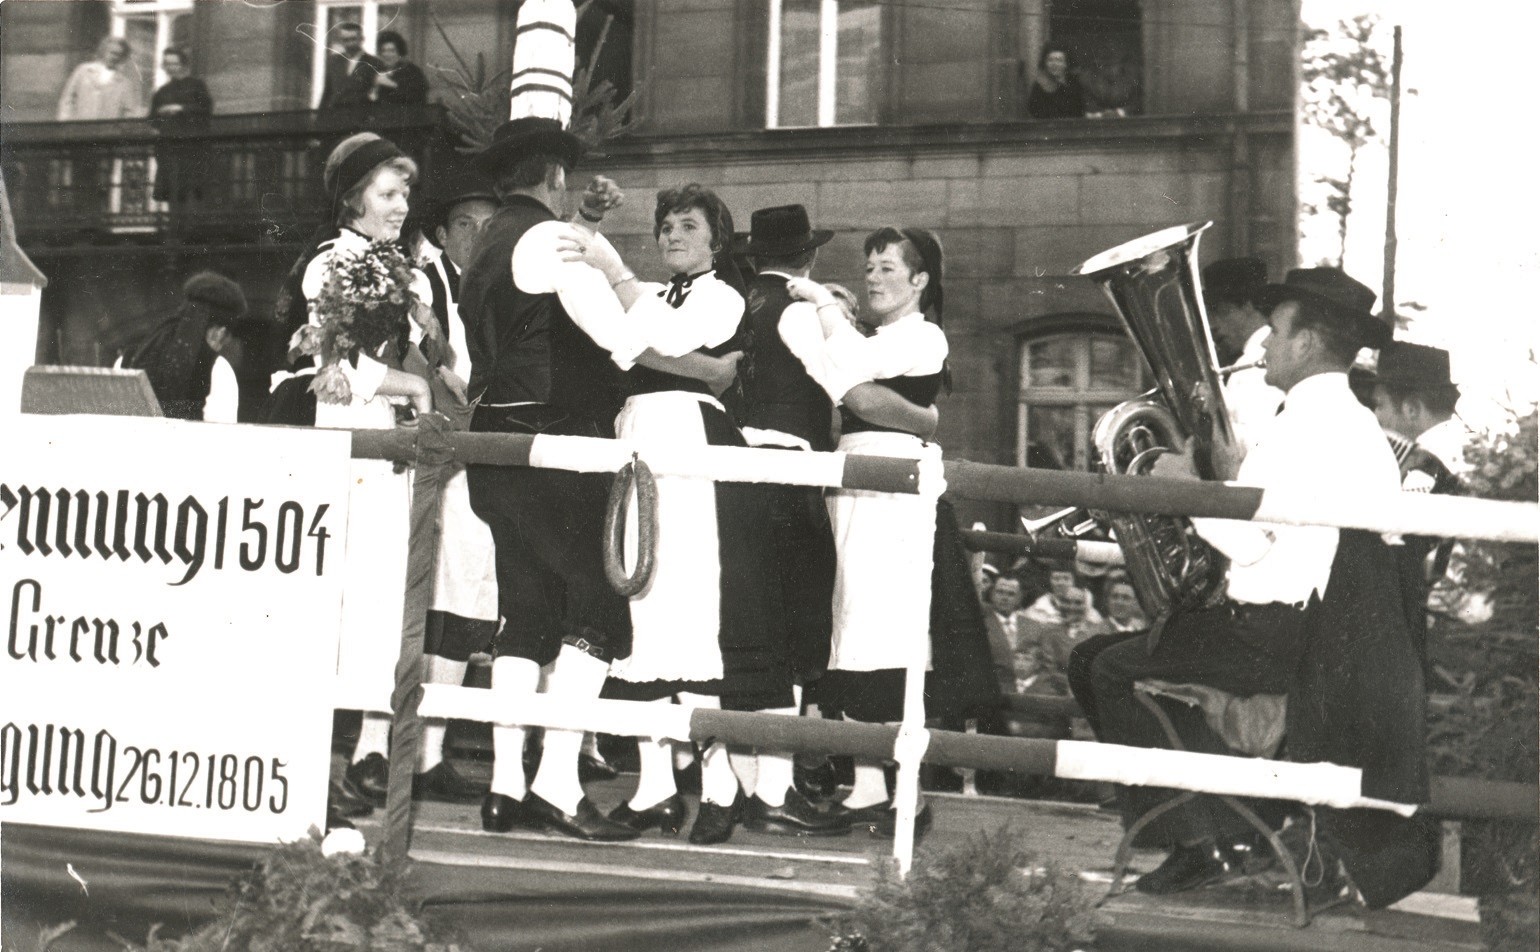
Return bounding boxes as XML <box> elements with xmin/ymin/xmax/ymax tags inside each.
<box><xmin>1</xmin><ymin>416</ymin><xmax>351</xmax><ymax>843</ymax></box>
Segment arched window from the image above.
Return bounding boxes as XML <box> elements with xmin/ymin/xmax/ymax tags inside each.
<box><xmin>1017</xmin><ymin>322</ymin><xmax>1149</xmax><ymax>470</ymax></box>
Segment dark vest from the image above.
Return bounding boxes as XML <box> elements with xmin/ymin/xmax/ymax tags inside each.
<box><xmin>840</xmin><ymin>373</ymin><xmax>942</xmax><ymax>436</ymax></box>
<box><xmin>458</xmin><ymin>197</ymin><xmax>624</xmax><ymax>420</ymax></box>
<box><xmin>741</xmin><ymin>273</ymin><xmax>835</xmax><ymax>452</ymax></box>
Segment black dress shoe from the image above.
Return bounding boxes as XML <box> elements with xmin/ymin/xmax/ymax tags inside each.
<box><xmin>345</xmin><ymin>753</ymin><xmax>391</xmax><ymax>806</ymax></box>
<box><xmin>869</xmin><ymin>801</ymin><xmax>933</xmax><ymax>841</ymax></box>
<box><xmin>328</xmin><ymin>777</ymin><xmax>375</xmax><ymax>819</ymax></box>
<box><xmin>826</xmin><ymin>800</ymin><xmax>892</xmax><ymax>830</ymax></box>
<box><xmin>579</xmin><ymin>752</ymin><xmax>621</xmax><ymax>782</ymax></box>
<box><xmin>413</xmin><ymin>761</ymin><xmax>484</xmax><ymax>804</ymax></box>
<box><xmin>743</xmin><ymin>788</ymin><xmax>851</xmax><ymax>836</ymax></box>
<box><xmin>688</xmin><ymin>795</ymin><xmax>741</xmax><ymax>845</ymax></box>
<box><xmin>608</xmin><ymin>793</ymin><xmax>688</xmax><ymax>836</ymax></box>
<box><xmin>1135</xmin><ymin>841</ymin><xmax>1237</xmax><ymax>894</ymax></box>
<box><xmin>525</xmin><ymin>794</ymin><xmax>640</xmax><ymax>841</ymax></box>
<box><xmin>481</xmin><ymin>792</ymin><xmax>532</xmax><ymax>833</ymax></box>
<box><xmin>324</xmin><ymin>809</ymin><xmax>356</xmax><ymax>832</ymax></box>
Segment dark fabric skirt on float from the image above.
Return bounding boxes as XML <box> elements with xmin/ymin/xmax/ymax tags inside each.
<box><xmin>602</xmin><ymin>393</ymin><xmax>793</xmax><ymax>713</ymax></box>
<box><xmin>813</xmin><ymin>499</ymin><xmax>1000</xmax><ymax>725</ymax></box>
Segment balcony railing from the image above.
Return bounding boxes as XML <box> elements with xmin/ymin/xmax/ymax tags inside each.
<box><xmin>1</xmin><ymin>106</ymin><xmax>456</xmax><ymax>247</ymax></box>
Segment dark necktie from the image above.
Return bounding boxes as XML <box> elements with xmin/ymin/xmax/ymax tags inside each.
<box><xmin>662</xmin><ymin>269</ymin><xmax>711</xmax><ymax>308</ymax></box>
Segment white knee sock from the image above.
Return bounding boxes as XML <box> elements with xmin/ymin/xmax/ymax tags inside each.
<box><xmin>353</xmin><ymin>713</ymin><xmax>391</xmax><ymax>762</ymax></box>
<box><xmin>699</xmin><ymin>741</ymin><xmax>741</xmax><ymax>806</ymax></box>
<box><xmin>751</xmin><ymin>705</ymin><xmax>799</xmax><ymax>806</ymax></box>
<box><xmin>629</xmin><ymin>698</ymin><xmax>680</xmax><ymax>810</ymax></box>
<box><xmin>489</xmin><ymin>656</ymin><xmax>540</xmax><ymax>799</ymax></box>
<box><xmin>529</xmin><ymin>645</ymin><xmax>610</xmax><ymax>814</ymax></box>
<box><xmin>419</xmin><ymin>655</ymin><xmax>470</xmax><ymax>772</ymax></box>
<box><xmin>844</xmin><ymin>762</ymin><xmax>890</xmax><ymax>809</ymax></box>
<box><xmin>728</xmin><ymin>749</ymin><xmax>758</xmax><ymax>798</ymax></box>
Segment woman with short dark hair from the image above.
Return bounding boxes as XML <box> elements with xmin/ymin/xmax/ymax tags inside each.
<box><xmin>561</xmin><ymin>183</ymin><xmax>793</xmax><ymax>845</ymax></box>
<box><xmin>1026</xmin><ymin>46</ymin><xmax>1086</xmax><ymax>119</ymax></box>
<box><xmin>371</xmin><ymin>30</ymin><xmax>429</xmax><ymax>106</ymax></box>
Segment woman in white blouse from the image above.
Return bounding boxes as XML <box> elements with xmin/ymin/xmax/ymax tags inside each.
<box><xmin>786</xmin><ymin>227</ymin><xmax>949</xmax><ymax>833</ymax></box>
<box><xmin>302</xmin><ymin>133</ymin><xmax>435</xmax><ymax>818</ymax></box>
<box><xmin>563</xmin><ymin>184</ymin><xmax>792</xmax><ymax>844</ymax></box>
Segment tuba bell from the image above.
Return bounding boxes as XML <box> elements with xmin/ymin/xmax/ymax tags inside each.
<box><xmin>1071</xmin><ymin>221</ymin><xmax>1241</xmax><ymax>623</ymax></box>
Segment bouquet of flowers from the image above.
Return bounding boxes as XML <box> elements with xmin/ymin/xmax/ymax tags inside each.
<box><xmin>296</xmin><ymin>240</ymin><xmax>419</xmax><ymax>405</ymax></box>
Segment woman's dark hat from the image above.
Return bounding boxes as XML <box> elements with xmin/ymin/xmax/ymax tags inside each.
<box><xmin>744</xmin><ymin>204</ymin><xmax>834</xmax><ymax>256</ymax></box>
<box><xmin>472</xmin><ymin>116</ymin><xmax>584</xmax><ymax>175</ymax></box>
<box><xmin>1202</xmin><ymin>257</ymin><xmax>1267</xmax><ymax>306</ymax></box>
<box><xmin>1254</xmin><ymin>267</ymin><xmax>1389</xmax><ymax>348</ymax></box>
<box><xmin>182</xmin><ymin>271</ymin><xmax>247</xmax><ymax>319</ymax></box>
<box><xmin>1375</xmin><ymin>341</ymin><xmax>1456</xmax><ymax>392</ymax></box>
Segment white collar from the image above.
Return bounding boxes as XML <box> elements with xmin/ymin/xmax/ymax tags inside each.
<box><xmin>1280</xmin><ymin>371</ymin><xmax>1351</xmax><ymax>412</ymax></box>
<box><xmin>872</xmin><ymin>311</ymin><xmax>924</xmax><ymax>335</ymax></box>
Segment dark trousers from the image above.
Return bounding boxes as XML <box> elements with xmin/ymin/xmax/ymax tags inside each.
<box><xmin>1084</xmin><ymin>600</ymin><xmax>1309</xmax><ymax>846</ymax></box>
<box><xmin>760</xmin><ymin>474</ymin><xmax>836</xmax><ymax>685</ymax></box>
<box><xmin>466</xmin><ymin>404</ymin><xmax>631</xmax><ymax>666</ymax></box>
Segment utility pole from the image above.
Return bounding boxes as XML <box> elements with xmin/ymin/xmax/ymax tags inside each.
<box><xmin>1383</xmin><ymin>24</ymin><xmax>1403</xmax><ymax>320</ymax></box>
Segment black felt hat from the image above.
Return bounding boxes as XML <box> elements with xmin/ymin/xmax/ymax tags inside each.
<box><xmin>471</xmin><ymin>116</ymin><xmax>584</xmax><ymax>176</ymax></box>
<box><xmin>744</xmin><ymin>204</ymin><xmax>834</xmax><ymax>257</ymax></box>
<box><xmin>1202</xmin><ymin>257</ymin><xmax>1268</xmax><ymax>306</ymax></box>
<box><xmin>182</xmin><ymin>271</ymin><xmax>247</xmax><ymax>319</ymax></box>
<box><xmin>1375</xmin><ymin>340</ymin><xmax>1456</xmax><ymax>392</ymax></box>
<box><xmin>430</xmin><ymin>179</ymin><xmax>499</xmax><ymax>230</ymax></box>
<box><xmin>1255</xmin><ymin>267</ymin><xmax>1388</xmax><ymax>348</ymax></box>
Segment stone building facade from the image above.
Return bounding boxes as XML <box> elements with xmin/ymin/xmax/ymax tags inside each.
<box><xmin>1</xmin><ymin>0</ymin><xmax>1299</xmax><ymax>526</ymax></box>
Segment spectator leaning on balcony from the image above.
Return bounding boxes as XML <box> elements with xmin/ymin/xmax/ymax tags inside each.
<box><xmin>1025</xmin><ymin>46</ymin><xmax>1086</xmax><ymax>119</ymax></box>
<box><xmin>320</xmin><ymin>21</ymin><xmax>384</xmax><ymax>110</ymax></box>
<box><xmin>58</xmin><ymin>36</ymin><xmax>142</xmax><ymax>121</ymax></box>
<box><xmin>370</xmin><ymin>31</ymin><xmax>428</xmax><ymax>107</ymax></box>
<box><xmin>150</xmin><ymin>46</ymin><xmax>213</xmax><ymax>205</ymax></box>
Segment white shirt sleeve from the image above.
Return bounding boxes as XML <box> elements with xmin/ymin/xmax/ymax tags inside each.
<box><xmin>778</xmin><ymin>301</ymin><xmax>863</xmax><ymax>400</ymax></box>
<box><xmin>510</xmin><ymin>222</ymin><xmax>648</xmax><ymax>370</ymax></box>
<box><xmin>623</xmin><ymin>279</ymin><xmax>743</xmax><ymax>357</ymax></box>
<box><xmin>202</xmin><ymin>355</ymin><xmax>241</xmax><ymax>424</ymax></box>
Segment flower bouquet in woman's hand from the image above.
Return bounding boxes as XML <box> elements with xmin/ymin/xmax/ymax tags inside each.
<box><xmin>308</xmin><ymin>240</ymin><xmax>418</xmax><ymax>404</ymax></box>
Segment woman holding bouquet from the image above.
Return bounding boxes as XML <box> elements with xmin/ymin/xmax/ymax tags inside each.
<box><xmin>559</xmin><ymin>184</ymin><xmax>793</xmax><ymax>844</ymax></box>
<box><xmin>300</xmin><ymin>132</ymin><xmax>436</xmax><ymax>819</ymax></box>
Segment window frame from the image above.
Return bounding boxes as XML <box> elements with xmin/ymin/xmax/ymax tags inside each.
<box><xmin>764</xmin><ymin>0</ymin><xmax>881</xmax><ymax>129</ymax></box>
<box><xmin>109</xmin><ymin>0</ymin><xmax>194</xmax><ymax>91</ymax></box>
<box><xmin>1016</xmin><ymin>322</ymin><xmax>1150</xmax><ymax>471</ymax></box>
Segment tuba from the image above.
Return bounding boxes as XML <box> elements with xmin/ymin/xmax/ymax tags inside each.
<box><xmin>1071</xmin><ymin>221</ymin><xmax>1241</xmax><ymax>623</ymax></box>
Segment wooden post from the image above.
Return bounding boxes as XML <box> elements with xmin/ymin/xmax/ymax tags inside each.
<box><xmin>1383</xmin><ymin>24</ymin><xmax>1404</xmax><ymax>317</ymax></box>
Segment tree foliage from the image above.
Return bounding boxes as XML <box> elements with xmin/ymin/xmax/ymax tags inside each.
<box><xmin>1301</xmin><ymin>15</ymin><xmax>1392</xmax><ymax>266</ymax></box>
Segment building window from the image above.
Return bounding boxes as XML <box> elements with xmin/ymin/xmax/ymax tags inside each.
<box><xmin>1047</xmin><ymin>0</ymin><xmax>1143</xmax><ymax>115</ymax></box>
<box><xmin>765</xmin><ymin>0</ymin><xmax>882</xmax><ymax>128</ymax></box>
<box><xmin>1017</xmin><ymin>328</ymin><xmax>1149</xmax><ymax>470</ymax></box>
<box><xmin>111</xmin><ymin>0</ymin><xmax>194</xmax><ymax>106</ymax></box>
<box><xmin>308</xmin><ymin>0</ymin><xmax>408</xmax><ymax>109</ymax></box>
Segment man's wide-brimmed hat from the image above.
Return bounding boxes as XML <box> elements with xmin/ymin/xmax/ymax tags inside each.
<box><xmin>1374</xmin><ymin>340</ymin><xmax>1457</xmax><ymax>393</ymax></box>
<box><xmin>1202</xmin><ymin>257</ymin><xmax>1267</xmax><ymax>306</ymax></box>
<box><xmin>429</xmin><ymin>177</ymin><xmax>499</xmax><ymax>230</ymax></box>
<box><xmin>471</xmin><ymin>116</ymin><xmax>584</xmax><ymax>175</ymax></box>
<box><xmin>744</xmin><ymin>204</ymin><xmax>833</xmax><ymax>257</ymax></box>
<box><xmin>1255</xmin><ymin>267</ymin><xmax>1389</xmax><ymax>348</ymax></box>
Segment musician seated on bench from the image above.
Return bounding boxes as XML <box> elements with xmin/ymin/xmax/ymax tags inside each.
<box><xmin>1069</xmin><ymin>267</ymin><xmax>1398</xmax><ymax>895</ymax></box>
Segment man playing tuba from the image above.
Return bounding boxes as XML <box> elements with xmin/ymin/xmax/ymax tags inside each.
<box><xmin>1071</xmin><ymin>267</ymin><xmax>1401</xmax><ymax>896</ymax></box>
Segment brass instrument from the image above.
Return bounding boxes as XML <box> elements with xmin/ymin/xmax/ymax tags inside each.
<box><xmin>1071</xmin><ymin>222</ymin><xmax>1241</xmax><ymax>622</ymax></box>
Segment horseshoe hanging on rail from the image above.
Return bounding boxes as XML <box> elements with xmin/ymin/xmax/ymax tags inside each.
<box><xmin>603</xmin><ymin>454</ymin><xmax>657</xmax><ymax>597</ymax></box>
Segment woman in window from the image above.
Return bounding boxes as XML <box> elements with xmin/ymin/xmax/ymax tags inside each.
<box><xmin>1026</xmin><ymin>46</ymin><xmax>1086</xmax><ymax>119</ymax></box>
<box><xmin>785</xmin><ymin>227</ymin><xmax>950</xmax><ymax>835</ymax></box>
<box><xmin>561</xmin><ymin>184</ymin><xmax>793</xmax><ymax>845</ymax></box>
